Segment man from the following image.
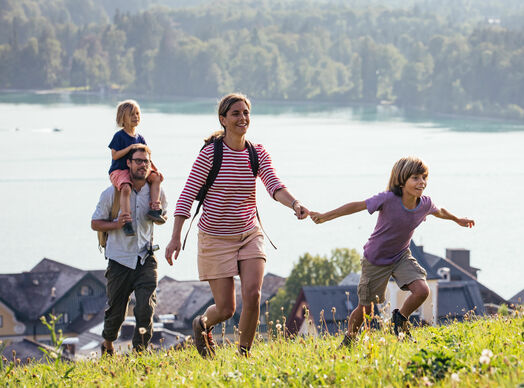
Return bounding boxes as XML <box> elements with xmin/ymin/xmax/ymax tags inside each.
<box><xmin>91</xmin><ymin>146</ymin><xmax>167</xmax><ymax>355</ymax></box>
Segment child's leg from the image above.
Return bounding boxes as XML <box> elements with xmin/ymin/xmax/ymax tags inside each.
<box><xmin>120</xmin><ymin>183</ymin><xmax>132</xmax><ymax>216</ymax></box>
<box><xmin>148</xmin><ymin>172</ymin><xmax>162</xmax><ymax>210</ymax></box>
<box><xmin>399</xmin><ymin>279</ymin><xmax>430</xmax><ymax>318</ymax></box>
<box><xmin>347</xmin><ymin>304</ymin><xmax>370</xmax><ymax>337</ymax></box>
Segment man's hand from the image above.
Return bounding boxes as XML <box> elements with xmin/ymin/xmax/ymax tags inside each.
<box><xmin>116</xmin><ymin>212</ymin><xmax>132</xmax><ymax>228</ymax></box>
<box><xmin>165</xmin><ymin>238</ymin><xmax>182</xmax><ymax>265</ymax></box>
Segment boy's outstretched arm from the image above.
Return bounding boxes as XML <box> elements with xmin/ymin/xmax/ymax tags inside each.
<box><xmin>310</xmin><ymin>201</ymin><xmax>367</xmax><ymax>224</ymax></box>
<box><xmin>431</xmin><ymin>208</ymin><xmax>475</xmax><ymax>228</ymax></box>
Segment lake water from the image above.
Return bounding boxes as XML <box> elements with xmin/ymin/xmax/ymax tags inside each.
<box><xmin>0</xmin><ymin>93</ymin><xmax>523</xmax><ymax>300</ymax></box>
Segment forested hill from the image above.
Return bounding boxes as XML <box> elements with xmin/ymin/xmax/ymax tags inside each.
<box><xmin>1</xmin><ymin>0</ymin><xmax>524</xmax><ymax>120</ymax></box>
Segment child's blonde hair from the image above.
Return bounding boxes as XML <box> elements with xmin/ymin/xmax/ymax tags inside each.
<box><xmin>116</xmin><ymin>99</ymin><xmax>140</xmax><ymax>128</ymax></box>
<box><xmin>387</xmin><ymin>156</ymin><xmax>428</xmax><ymax>196</ymax></box>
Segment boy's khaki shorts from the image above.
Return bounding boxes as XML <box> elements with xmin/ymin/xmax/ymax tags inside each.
<box><xmin>357</xmin><ymin>249</ymin><xmax>427</xmax><ymax>306</ymax></box>
<box><xmin>197</xmin><ymin>226</ymin><xmax>266</xmax><ymax>281</ymax></box>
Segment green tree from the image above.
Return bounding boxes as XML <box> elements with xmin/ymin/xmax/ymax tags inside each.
<box><xmin>268</xmin><ymin>248</ymin><xmax>361</xmax><ymax>321</ymax></box>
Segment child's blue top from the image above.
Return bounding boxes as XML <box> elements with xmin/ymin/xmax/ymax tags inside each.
<box><xmin>108</xmin><ymin>129</ymin><xmax>147</xmax><ymax>174</ymax></box>
<box><xmin>363</xmin><ymin>191</ymin><xmax>438</xmax><ymax>266</ymax></box>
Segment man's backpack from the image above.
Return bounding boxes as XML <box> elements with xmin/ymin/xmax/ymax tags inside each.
<box><xmin>182</xmin><ymin>136</ymin><xmax>276</xmax><ymax>249</ymax></box>
<box><xmin>97</xmin><ymin>190</ymin><xmax>121</xmax><ymax>252</ymax></box>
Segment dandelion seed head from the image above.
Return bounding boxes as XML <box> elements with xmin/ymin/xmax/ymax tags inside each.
<box><xmin>398</xmin><ymin>332</ymin><xmax>406</xmax><ymax>340</ymax></box>
<box><xmin>276</xmin><ymin>323</ymin><xmax>282</xmax><ymax>330</ymax></box>
<box><xmin>479</xmin><ymin>355</ymin><xmax>491</xmax><ymax>365</ymax></box>
<box><xmin>481</xmin><ymin>349</ymin><xmax>493</xmax><ymax>358</ymax></box>
<box><xmin>451</xmin><ymin>373</ymin><xmax>460</xmax><ymax>382</ymax></box>
<box><xmin>378</xmin><ymin>337</ymin><xmax>386</xmax><ymax>345</ymax></box>
<box><xmin>138</xmin><ymin>327</ymin><xmax>147</xmax><ymax>335</ymax></box>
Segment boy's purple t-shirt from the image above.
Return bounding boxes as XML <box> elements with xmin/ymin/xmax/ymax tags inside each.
<box><xmin>108</xmin><ymin>129</ymin><xmax>147</xmax><ymax>174</ymax></box>
<box><xmin>363</xmin><ymin>191</ymin><xmax>438</xmax><ymax>266</ymax></box>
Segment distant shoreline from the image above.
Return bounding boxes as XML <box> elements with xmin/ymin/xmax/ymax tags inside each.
<box><xmin>1</xmin><ymin>88</ymin><xmax>523</xmax><ymax>125</ymax></box>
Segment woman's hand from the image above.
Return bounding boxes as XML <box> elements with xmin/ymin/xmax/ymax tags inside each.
<box><xmin>293</xmin><ymin>201</ymin><xmax>309</xmax><ymax>220</ymax></box>
<box><xmin>165</xmin><ymin>238</ymin><xmax>181</xmax><ymax>265</ymax></box>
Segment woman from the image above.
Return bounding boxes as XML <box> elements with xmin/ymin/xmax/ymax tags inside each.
<box><xmin>165</xmin><ymin>93</ymin><xmax>308</xmax><ymax>357</ymax></box>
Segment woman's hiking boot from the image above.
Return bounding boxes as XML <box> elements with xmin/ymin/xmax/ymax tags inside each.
<box><xmin>391</xmin><ymin>309</ymin><xmax>412</xmax><ymax>338</ymax></box>
<box><xmin>192</xmin><ymin>315</ymin><xmax>216</xmax><ymax>358</ymax></box>
<box><xmin>123</xmin><ymin>221</ymin><xmax>136</xmax><ymax>236</ymax></box>
<box><xmin>147</xmin><ymin>209</ymin><xmax>166</xmax><ymax>224</ymax></box>
<box><xmin>338</xmin><ymin>333</ymin><xmax>355</xmax><ymax>349</ymax></box>
<box><xmin>238</xmin><ymin>345</ymin><xmax>251</xmax><ymax>357</ymax></box>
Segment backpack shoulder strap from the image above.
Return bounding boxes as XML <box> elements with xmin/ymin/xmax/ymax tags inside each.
<box><xmin>183</xmin><ymin>138</ymin><xmax>223</xmax><ymax>249</ymax></box>
<box><xmin>98</xmin><ymin>188</ymin><xmax>121</xmax><ymax>253</ymax></box>
<box><xmin>245</xmin><ymin>140</ymin><xmax>259</xmax><ymax>177</ymax></box>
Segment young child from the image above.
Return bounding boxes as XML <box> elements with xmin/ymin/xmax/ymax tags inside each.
<box><xmin>310</xmin><ymin>156</ymin><xmax>475</xmax><ymax>346</ymax></box>
<box><xmin>108</xmin><ymin>100</ymin><xmax>165</xmax><ymax>236</ymax></box>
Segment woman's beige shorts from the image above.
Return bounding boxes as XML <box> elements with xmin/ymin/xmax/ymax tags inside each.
<box><xmin>197</xmin><ymin>226</ymin><xmax>266</xmax><ymax>281</ymax></box>
<box><xmin>357</xmin><ymin>249</ymin><xmax>427</xmax><ymax>306</ymax></box>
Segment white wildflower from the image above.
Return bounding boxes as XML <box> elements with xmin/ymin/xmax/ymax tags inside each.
<box><xmin>138</xmin><ymin>327</ymin><xmax>147</xmax><ymax>335</ymax></box>
<box><xmin>398</xmin><ymin>332</ymin><xmax>406</xmax><ymax>340</ymax></box>
<box><xmin>362</xmin><ymin>335</ymin><xmax>370</xmax><ymax>343</ymax></box>
<box><xmin>276</xmin><ymin>323</ymin><xmax>282</xmax><ymax>330</ymax></box>
<box><xmin>481</xmin><ymin>349</ymin><xmax>493</xmax><ymax>358</ymax></box>
<box><xmin>479</xmin><ymin>355</ymin><xmax>491</xmax><ymax>365</ymax></box>
<box><xmin>378</xmin><ymin>337</ymin><xmax>386</xmax><ymax>345</ymax></box>
<box><xmin>451</xmin><ymin>373</ymin><xmax>460</xmax><ymax>382</ymax></box>
<box><xmin>422</xmin><ymin>376</ymin><xmax>433</xmax><ymax>386</ymax></box>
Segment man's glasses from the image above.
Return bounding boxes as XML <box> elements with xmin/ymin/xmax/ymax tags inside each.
<box><xmin>131</xmin><ymin>158</ymin><xmax>151</xmax><ymax>166</ymax></box>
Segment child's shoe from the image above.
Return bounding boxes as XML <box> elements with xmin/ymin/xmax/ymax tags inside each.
<box><xmin>147</xmin><ymin>209</ymin><xmax>166</xmax><ymax>224</ymax></box>
<box><xmin>123</xmin><ymin>221</ymin><xmax>136</xmax><ymax>236</ymax></box>
<box><xmin>391</xmin><ymin>309</ymin><xmax>412</xmax><ymax>338</ymax></box>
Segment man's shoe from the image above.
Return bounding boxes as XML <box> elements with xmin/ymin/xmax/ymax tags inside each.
<box><xmin>192</xmin><ymin>316</ymin><xmax>215</xmax><ymax>358</ymax></box>
<box><xmin>123</xmin><ymin>222</ymin><xmax>136</xmax><ymax>236</ymax></box>
<box><xmin>147</xmin><ymin>209</ymin><xmax>166</xmax><ymax>224</ymax></box>
<box><xmin>101</xmin><ymin>342</ymin><xmax>114</xmax><ymax>356</ymax></box>
<box><xmin>338</xmin><ymin>333</ymin><xmax>355</xmax><ymax>349</ymax></box>
<box><xmin>391</xmin><ymin>309</ymin><xmax>411</xmax><ymax>338</ymax></box>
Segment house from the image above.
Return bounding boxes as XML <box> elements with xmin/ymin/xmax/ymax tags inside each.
<box><xmin>0</xmin><ymin>337</ymin><xmax>75</xmax><ymax>365</ymax></box>
<box><xmin>0</xmin><ymin>258</ymin><xmax>106</xmax><ymax>346</ymax></box>
<box><xmin>509</xmin><ymin>289</ymin><xmax>524</xmax><ymax>307</ymax></box>
<box><xmin>286</xmin><ymin>285</ymin><xmax>380</xmax><ymax>336</ymax></box>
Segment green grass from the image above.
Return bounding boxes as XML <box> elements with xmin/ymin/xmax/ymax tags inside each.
<box><xmin>2</xmin><ymin>312</ymin><xmax>523</xmax><ymax>387</ymax></box>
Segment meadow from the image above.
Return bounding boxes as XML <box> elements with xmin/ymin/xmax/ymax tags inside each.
<box><xmin>2</xmin><ymin>310</ymin><xmax>523</xmax><ymax>387</ymax></box>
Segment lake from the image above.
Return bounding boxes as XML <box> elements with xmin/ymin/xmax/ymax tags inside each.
<box><xmin>0</xmin><ymin>92</ymin><xmax>522</xmax><ymax>300</ymax></box>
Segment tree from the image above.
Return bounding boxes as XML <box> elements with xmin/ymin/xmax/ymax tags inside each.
<box><xmin>268</xmin><ymin>248</ymin><xmax>361</xmax><ymax>321</ymax></box>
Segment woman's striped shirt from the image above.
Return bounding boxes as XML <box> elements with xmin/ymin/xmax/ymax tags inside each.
<box><xmin>174</xmin><ymin>141</ymin><xmax>286</xmax><ymax>235</ymax></box>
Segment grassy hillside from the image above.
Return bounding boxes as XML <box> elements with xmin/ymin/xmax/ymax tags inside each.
<box><xmin>2</xmin><ymin>313</ymin><xmax>523</xmax><ymax>387</ymax></box>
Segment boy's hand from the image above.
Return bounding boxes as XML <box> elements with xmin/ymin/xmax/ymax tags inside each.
<box><xmin>310</xmin><ymin>211</ymin><xmax>326</xmax><ymax>224</ymax></box>
<box><xmin>456</xmin><ymin>218</ymin><xmax>475</xmax><ymax>228</ymax></box>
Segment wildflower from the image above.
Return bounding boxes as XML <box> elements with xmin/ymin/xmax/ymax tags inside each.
<box><xmin>422</xmin><ymin>376</ymin><xmax>433</xmax><ymax>386</ymax></box>
<box><xmin>331</xmin><ymin>307</ymin><xmax>336</xmax><ymax>313</ymax></box>
<box><xmin>398</xmin><ymin>332</ymin><xmax>406</xmax><ymax>340</ymax></box>
<box><xmin>362</xmin><ymin>335</ymin><xmax>370</xmax><ymax>343</ymax></box>
<box><xmin>481</xmin><ymin>349</ymin><xmax>493</xmax><ymax>358</ymax></box>
<box><xmin>451</xmin><ymin>373</ymin><xmax>460</xmax><ymax>382</ymax></box>
<box><xmin>378</xmin><ymin>337</ymin><xmax>386</xmax><ymax>345</ymax></box>
<box><xmin>138</xmin><ymin>327</ymin><xmax>147</xmax><ymax>335</ymax></box>
<box><xmin>479</xmin><ymin>355</ymin><xmax>491</xmax><ymax>365</ymax></box>
<box><xmin>276</xmin><ymin>323</ymin><xmax>282</xmax><ymax>330</ymax></box>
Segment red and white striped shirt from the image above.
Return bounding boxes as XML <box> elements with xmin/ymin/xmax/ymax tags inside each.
<box><xmin>174</xmin><ymin>141</ymin><xmax>286</xmax><ymax>235</ymax></box>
